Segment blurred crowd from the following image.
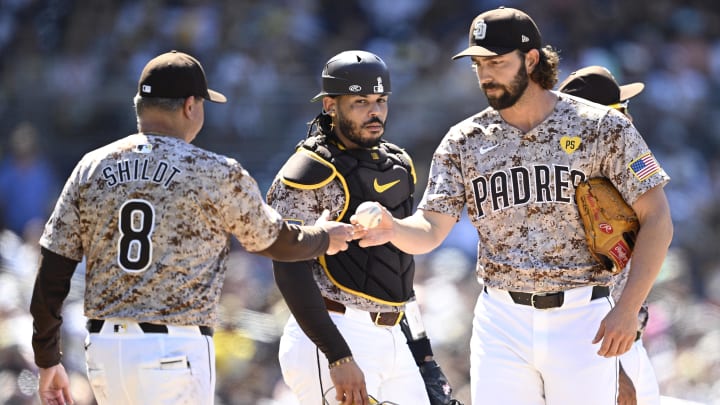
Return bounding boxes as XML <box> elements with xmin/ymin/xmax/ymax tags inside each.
<box><xmin>1</xmin><ymin>0</ymin><xmax>719</xmax><ymax>404</ymax></box>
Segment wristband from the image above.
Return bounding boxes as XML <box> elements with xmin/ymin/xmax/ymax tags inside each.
<box><xmin>328</xmin><ymin>356</ymin><xmax>353</xmax><ymax>369</ymax></box>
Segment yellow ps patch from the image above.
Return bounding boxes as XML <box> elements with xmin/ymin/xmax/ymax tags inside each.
<box><xmin>560</xmin><ymin>136</ymin><xmax>581</xmax><ymax>154</ymax></box>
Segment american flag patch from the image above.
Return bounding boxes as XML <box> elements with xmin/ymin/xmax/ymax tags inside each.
<box><xmin>628</xmin><ymin>153</ymin><xmax>660</xmax><ymax>181</ymax></box>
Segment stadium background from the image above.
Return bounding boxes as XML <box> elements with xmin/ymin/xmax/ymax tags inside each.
<box><xmin>0</xmin><ymin>0</ymin><xmax>718</xmax><ymax>404</ymax></box>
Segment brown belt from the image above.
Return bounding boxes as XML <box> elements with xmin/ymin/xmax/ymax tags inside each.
<box><xmin>484</xmin><ymin>285</ymin><xmax>610</xmax><ymax>309</ymax></box>
<box><xmin>323</xmin><ymin>297</ymin><xmax>403</xmax><ymax>327</ymax></box>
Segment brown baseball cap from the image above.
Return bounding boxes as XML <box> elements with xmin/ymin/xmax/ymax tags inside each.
<box><xmin>138</xmin><ymin>50</ymin><xmax>227</xmax><ymax>103</ymax></box>
<box><xmin>557</xmin><ymin>66</ymin><xmax>644</xmax><ymax>105</ymax></box>
<box><xmin>452</xmin><ymin>7</ymin><xmax>542</xmax><ymax>60</ymax></box>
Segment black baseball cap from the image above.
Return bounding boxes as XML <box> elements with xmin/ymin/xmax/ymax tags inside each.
<box><xmin>138</xmin><ymin>50</ymin><xmax>226</xmax><ymax>103</ymax></box>
<box><xmin>557</xmin><ymin>65</ymin><xmax>644</xmax><ymax>105</ymax></box>
<box><xmin>452</xmin><ymin>7</ymin><xmax>542</xmax><ymax>59</ymax></box>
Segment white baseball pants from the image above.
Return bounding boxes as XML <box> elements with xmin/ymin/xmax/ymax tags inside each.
<box><xmin>84</xmin><ymin>318</ymin><xmax>215</xmax><ymax>405</ymax></box>
<box><xmin>621</xmin><ymin>339</ymin><xmax>661</xmax><ymax>405</ymax></box>
<box><xmin>278</xmin><ymin>308</ymin><xmax>430</xmax><ymax>405</ymax></box>
<box><xmin>471</xmin><ymin>285</ymin><xmax>618</xmax><ymax>405</ymax></box>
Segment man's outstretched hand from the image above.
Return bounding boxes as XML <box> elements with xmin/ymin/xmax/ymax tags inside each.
<box><xmin>316</xmin><ymin>209</ymin><xmax>357</xmax><ymax>255</ymax></box>
<box><xmin>351</xmin><ymin>203</ymin><xmax>394</xmax><ymax>248</ymax></box>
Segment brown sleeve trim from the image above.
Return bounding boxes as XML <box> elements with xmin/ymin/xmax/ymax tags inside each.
<box><xmin>30</xmin><ymin>247</ymin><xmax>79</xmax><ymax>368</ymax></box>
<box><xmin>258</xmin><ymin>222</ymin><xmax>329</xmax><ymax>261</ymax></box>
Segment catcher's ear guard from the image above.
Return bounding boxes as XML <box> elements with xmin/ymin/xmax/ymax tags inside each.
<box><xmin>575</xmin><ymin>178</ymin><xmax>639</xmax><ymax>274</ymax></box>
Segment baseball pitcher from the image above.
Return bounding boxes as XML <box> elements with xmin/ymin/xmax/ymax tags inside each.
<box><xmin>358</xmin><ymin>7</ymin><xmax>672</xmax><ymax>405</ymax></box>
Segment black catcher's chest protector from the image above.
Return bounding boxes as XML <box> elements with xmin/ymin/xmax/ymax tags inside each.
<box><xmin>332</xmin><ymin>144</ymin><xmax>414</xmax><ymax>217</ymax></box>
<box><xmin>283</xmin><ymin>134</ymin><xmax>415</xmax><ymax>305</ymax></box>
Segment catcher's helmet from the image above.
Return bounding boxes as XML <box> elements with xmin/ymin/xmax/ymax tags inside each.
<box><xmin>311</xmin><ymin>50</ymin><xmax>391</xmax><ymax>102</ymax></box>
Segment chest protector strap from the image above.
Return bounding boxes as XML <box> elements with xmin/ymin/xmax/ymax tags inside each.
<box><xmin>280</xmin><ymin>134</ymin><xmax>416</xmax><ymax>305</ymax></box>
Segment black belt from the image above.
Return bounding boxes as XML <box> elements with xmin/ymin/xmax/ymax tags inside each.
<box><xmin>323</xmin><ymin>297</ymin><xmax>403</xmax><ymax>327</ymax></box>
<box><xmin>485</xmin><ymin>285</ymin><xmax>610</xmax><ymax>309</ymax></box>
<box><xmin>87</xmin><ymin>319</ymin><xmax>213</xmax><ymax>337</ymax></box>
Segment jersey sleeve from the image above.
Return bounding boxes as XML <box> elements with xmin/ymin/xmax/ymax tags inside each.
<box><xmin>597</xmin><ymin>112</ymin><xmax>670</xmax><ymax>205</ymax></box>
<box><xmin>39</xmin><ymin>161</ymin><xmax>84</xmax><ymax>261</ymax></box>
<box><xmin>267</xmin><ymin>174</ymin><xmax>343</xmax><ymax>224</ymax></box>
<box><xmin>417</xmin><ymin>127</ymin><xmax>466</xmax><ymax>219</ymax></box>
<box><xmin>219</xmin><ymin>162</ymin><xmax>283</xmax><ymax>252</ymax></box>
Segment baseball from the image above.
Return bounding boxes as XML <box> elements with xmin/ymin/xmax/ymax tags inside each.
<box><xmin>354</xmin><ymin>201</ymin><xmax>383</xmax><ymax>229</ymax></box>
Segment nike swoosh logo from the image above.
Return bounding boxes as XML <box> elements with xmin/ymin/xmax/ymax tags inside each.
<box><xmin>479</xmin><ymin>144</ymin><xmax>499</xmax><ymax>154</ymax></box>
<box><xmin>373</xmin><ymin>178</ymin><xmax>401</xmax><ymax>193</ymax></box>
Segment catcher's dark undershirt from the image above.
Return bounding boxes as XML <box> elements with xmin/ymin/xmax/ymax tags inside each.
<box><xmin>273</xmin><ymin>259</ymin><xmax>352</xmax><ymax>363</ymax></box>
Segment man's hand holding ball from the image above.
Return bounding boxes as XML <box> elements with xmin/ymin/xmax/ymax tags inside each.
<box><xmin>351</xmin><ymin>202</ymin><xmax>396</xmax><ymax>248</ymax></box>
<box><xmin>352</xmin><ymin>201</ymin><xmax>383</xmax><ymax>229</ymax></box>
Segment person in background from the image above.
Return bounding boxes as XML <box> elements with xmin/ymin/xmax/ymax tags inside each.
<box><xmin>558</xmin><ymin>65</ymin><xmax>662</xmax><ymax>405</ymax></box>
<box><xmin>0</xmin><ymin>122</ymin><xmax>58</xmax><ymax>240</ymax></box>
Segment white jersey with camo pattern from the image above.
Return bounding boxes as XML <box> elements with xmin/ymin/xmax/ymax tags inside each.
<box><xmin>419</xmin><ymin>92</ymin><xmax>670</xmax><ymax>293</ymax></box>
<box><xmin>40</xmin><ymin>133</ymin><xmax>283</xmax><ymax>326</ymax></box>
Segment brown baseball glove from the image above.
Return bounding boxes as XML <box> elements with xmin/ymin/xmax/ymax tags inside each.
<box><xmin>575</xmin><ymin>178</ymin><xmax>639</xmax><ymax>274</ymax></box>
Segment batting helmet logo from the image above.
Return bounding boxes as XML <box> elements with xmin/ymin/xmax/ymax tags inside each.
<box><xmin>373</xmin><ymin>77</ymin><xmax>384</xmax><ymax>93</ymax></box>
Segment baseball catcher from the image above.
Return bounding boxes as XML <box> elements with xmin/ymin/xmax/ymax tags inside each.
<box><xmin>575</xmin><ymin>177</ymin><xmax>640</xmax><ymax>273</ymax></box>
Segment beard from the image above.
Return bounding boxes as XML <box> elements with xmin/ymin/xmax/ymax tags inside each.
<box><xmin>337</xmin><ymin>114</ymin><xmax>385</xmax><ymax>148</ymax></box>
<box><xmin>482</xmin><ymin>62</ymin><xmax>530</xmax><ymax>110</ymax></box>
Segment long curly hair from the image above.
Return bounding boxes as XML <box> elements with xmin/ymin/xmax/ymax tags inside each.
<box><xmin>528</xmin><ymin>45</ymin><xmax>561</xmax><ymax>90</ymax></box>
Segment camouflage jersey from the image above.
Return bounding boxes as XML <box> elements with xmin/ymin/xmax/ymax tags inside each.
<box><xmin>267</xmin><ymin>136</ymin><xmax>416</xmax><ymax>313</ymax></box>
<box><xmin>419</xmin><ymin>92</ymin><xmax>670</xmax><ymax>293</ymax></box>
<box><xmin>40</xmin><ymin>134</ymin><xmax>283</xmax><ymax>326</ymax></box>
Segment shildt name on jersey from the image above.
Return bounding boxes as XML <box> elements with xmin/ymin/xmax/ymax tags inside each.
<box><xmin>471</xmin><ymin>164</ymin><xmax>588</xmax><ymax>217</ymax></box>
<box><xmin>101</xmin><ymin>158</ymin><xmax>182</xmax><ymax>188</ymax></box>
